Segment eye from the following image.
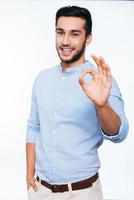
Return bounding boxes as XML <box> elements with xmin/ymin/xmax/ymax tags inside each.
<box><xmin>57</xmin><ymin>31</ymin><xmax>64</xmax><ymax>35</ymax></box>
<box><xmin>71</xmin><ymin>33</ymin><xmax>80</xmax><ymax>37</ymax></box>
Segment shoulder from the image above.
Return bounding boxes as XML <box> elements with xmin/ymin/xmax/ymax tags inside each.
<box><xmin>33</xmin><ymin>64</ymin><xmax>59</xmax><ymax>84</ymax></box>
<box><xmin>85</xmin><ymin>60</ymin><xmax>98</xmax><ymax>72</ymax></box>
<box><xmin>37</xmin><ymin>65</ymin><xmax>58</xmax><ymax>78</ymax></box>
<box><xmin>110</xmin><ymin>76</ymin><xmax>122</xmax><ymax>97</ymax></box>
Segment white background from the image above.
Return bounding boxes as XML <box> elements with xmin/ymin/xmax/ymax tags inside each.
<box><xmin>0</xmin><ymin>0</ymin><xmax>134</xmax><ymax>200</ymax></box>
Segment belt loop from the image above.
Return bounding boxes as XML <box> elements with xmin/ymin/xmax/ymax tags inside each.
<box><xmin>68</xmin><ymin>183</ymin><xmax>72</xmax><ymax>192</ymax></box>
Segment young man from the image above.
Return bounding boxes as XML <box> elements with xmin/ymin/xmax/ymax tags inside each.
<box><xmin>26</xmin><ymin>6</ymin><xmax>129</xmax><ymax>200</ymax></box>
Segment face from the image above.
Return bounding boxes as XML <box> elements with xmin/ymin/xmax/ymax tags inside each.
<box><xmin>55</xmin><ymin>16</ymin><xmax>91</xmax><ymax>66</ymax></box>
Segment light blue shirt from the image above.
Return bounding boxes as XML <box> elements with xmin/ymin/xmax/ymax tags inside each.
<box><xmin>26</xmin><ymin>61</ymin><xmax>128</xmax><ymax>184</ymax></box>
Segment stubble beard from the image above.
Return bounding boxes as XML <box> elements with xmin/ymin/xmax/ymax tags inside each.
<box><xmin>57</xmin><ymin>40</ymin><xmax>86</xmax><ymax>64</ymax></box>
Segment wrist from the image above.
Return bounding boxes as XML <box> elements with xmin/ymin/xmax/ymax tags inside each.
<box><xmin>26</xmin><ymin>176</ymin><xmax>35</xmax><ymax>183</ymax></box>
<box><xmin>96</xmin><ymin>101</ymin><xmax>109</xmax><ymax>110</ymax></box>
<box><xmin>26</xmin><ymin>172</ymin><xmax>35</xmax><ymax>180</ymax></box>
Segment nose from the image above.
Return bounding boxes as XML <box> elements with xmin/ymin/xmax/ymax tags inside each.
<box><xmin>62</xmin><ymin>34</ymin><xmax>70</xmax><ymax>45</ymax></box>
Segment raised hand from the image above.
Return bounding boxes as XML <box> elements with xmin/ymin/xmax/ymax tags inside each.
<box><xmin>79</xmin><ymin>55</ymin><xmax>112</xmax><ymax>107</ymax></box>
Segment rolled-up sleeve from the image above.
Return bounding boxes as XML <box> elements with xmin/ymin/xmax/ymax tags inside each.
<box><xmin>101</xmin><ymin>77</ymin><xmax>129</xmax><ymax>143</ymax></box>
<box><xmin>26</xmin><ymin>80</ymin><xmax>40</xmax><ymax>143</ymax></box>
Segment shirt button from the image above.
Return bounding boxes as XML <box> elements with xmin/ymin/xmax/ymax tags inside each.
<box><xmin>52</xmin><ymin>130</ymin><xmax>56</xmax><ymax>133</ymax></box>
<box><xmin>52</xmin><ymin>168</ymin><xmax>55</xmax><ymax>171</ymax></box>
<box><xmin>54</xmin><ymin>111</ymin><xmax>57</xmax><ymax>115</ymax></box>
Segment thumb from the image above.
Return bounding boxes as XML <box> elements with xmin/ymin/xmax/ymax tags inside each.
<box><xmin>31</xmin><ymin>178</ymin><xmax>38</xmax><ymax>192</ymax></box>
<box><xmin>79</xmin><ymin>75</ymin><xmax>85</xmax><ymax>86</ymax></box>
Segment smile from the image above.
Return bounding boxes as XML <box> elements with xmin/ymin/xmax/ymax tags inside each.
<box><xmin>60</xmin><ymin>47</ymin><xmax>74</xmax><ymax>56</ymax></box>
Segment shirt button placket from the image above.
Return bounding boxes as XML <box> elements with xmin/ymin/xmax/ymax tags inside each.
<box><xmin>52</xmin><ymin>129</ymin><xmax>56</xmax><ymax>134</ymax></box>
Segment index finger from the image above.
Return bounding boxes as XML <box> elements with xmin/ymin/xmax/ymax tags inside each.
<box><xmin>79</xmin><ymin>68</ymin><xmax>97</xmax><ymax>86</ymax></box>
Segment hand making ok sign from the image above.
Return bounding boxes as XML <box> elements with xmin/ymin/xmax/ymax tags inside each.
<box><xmin>79</xmin><ymin>55</ymin><xmax>112</xmax><ymax>107</ymax></box>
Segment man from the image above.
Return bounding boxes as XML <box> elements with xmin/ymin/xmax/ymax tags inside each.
<box><xmin>26</xmin><ymin>6</ymin><xmax>129</xmax><ymax>200</ymax></box>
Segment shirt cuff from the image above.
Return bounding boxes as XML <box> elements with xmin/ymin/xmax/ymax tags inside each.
<box><xmin>101</xmin><ymin>117</ymin><xmax>129</xmax><ymax>143</ymax></box>
<box><xmin>26</xmin><ymin>130</ymin><xmax>39</xmax><ymax>143</ymax></box>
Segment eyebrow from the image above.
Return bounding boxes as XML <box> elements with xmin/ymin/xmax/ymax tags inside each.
<box><xmin>56</xmin><ymin>28</ymin><xmax>82</xmax><ymax>33</ymax></box>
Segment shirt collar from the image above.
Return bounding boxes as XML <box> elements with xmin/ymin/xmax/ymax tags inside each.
<box><xmin>58</xmin><ymin>60</ymin><xmax>90</xmax><ymax>74</ymax></box>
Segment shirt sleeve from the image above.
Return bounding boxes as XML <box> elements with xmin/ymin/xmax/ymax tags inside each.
<box><xmin>26</xmin><ymin>79</ymin><xmax>40</xmax><ymax>143</ymax></box>
<box><xmin>101</xmin><ymin>77</ymin><xmax>129</xmax><ymax>143</ymax></box>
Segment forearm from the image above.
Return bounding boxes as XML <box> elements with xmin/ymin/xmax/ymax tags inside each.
<box><xmin>26</xmin><ymin>143</ymin><xmax>36</xmax><ymax>179</ymax></box>
<box><xmin>96</xmin><ymin>102</ymin><xmax>121</xmax><ymax>135</ymax></box>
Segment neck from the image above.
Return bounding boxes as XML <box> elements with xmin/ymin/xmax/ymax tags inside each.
<box><xmin>61</xmin><ymin>57</ymin><xmax>86</xmax><ymax>72</ymax></box>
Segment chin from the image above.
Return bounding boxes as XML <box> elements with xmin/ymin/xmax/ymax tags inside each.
<box><xmin>61</xmin><ymin>59</ymin><xmax>76</xmax><ymax>64</ymax></box>
<box><xmin>60</xmin><ymin>56</ymin><xmax>73</xmax><ymax>62</ymax></box>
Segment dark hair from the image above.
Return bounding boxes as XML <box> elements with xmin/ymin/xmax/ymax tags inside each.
<box><xmin>55</xmin><ymin>6</ymin><xmax>92</xmax><ymax>36</ymax></box>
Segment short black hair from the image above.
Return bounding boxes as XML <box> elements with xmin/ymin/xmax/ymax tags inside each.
<box><xmin>55</xmin><ymin>6</ymin><xmax>92</xmax><ymax>36</ymax></box>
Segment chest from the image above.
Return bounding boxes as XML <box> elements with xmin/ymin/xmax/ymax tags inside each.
<box><xmin>36</xmin><ymin>74</ymin><xmax>96</xmax><ymax>119</ymax></box>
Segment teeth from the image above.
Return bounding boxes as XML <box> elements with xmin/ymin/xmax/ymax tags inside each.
<box><xmin>62</xmin><ymin>48</ymin><xmax>72</xmax><ymax>51</ymax></box>
<box><xmin>60</xmin><ymin>47</ymin><xmax>73</xmax><ymax>56</ymax></box>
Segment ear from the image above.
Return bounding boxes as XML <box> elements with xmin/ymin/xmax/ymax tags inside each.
<box><xmin>85</xmin><ymin>34</ymin><xmax>92</xmax><ymax>46</ymax></box>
